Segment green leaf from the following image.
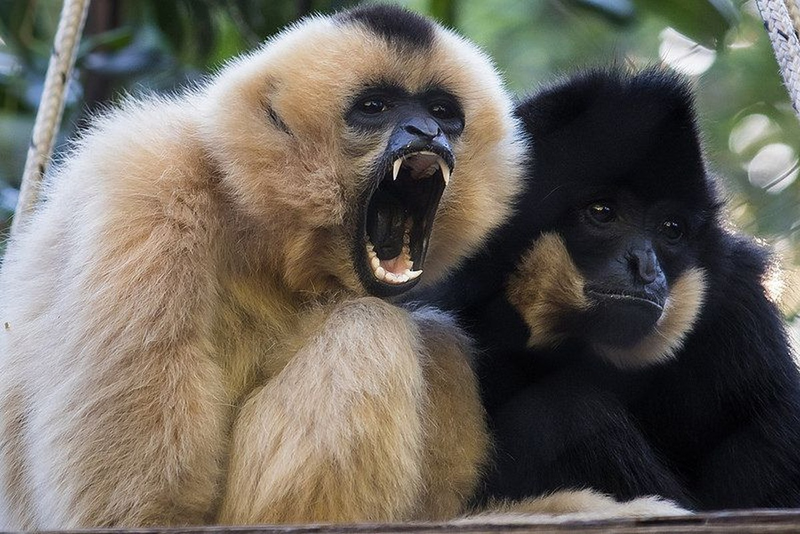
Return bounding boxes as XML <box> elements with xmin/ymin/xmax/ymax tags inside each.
<box><xmin>0</xmin><ymin>115</ymin><xmax>34</xmax><ymax>188</ymax></box>
<box><xmin>574</xmin><ymin>0</ymin><xmax>636</xmax><ymax>24</ymax></box>
<box><xmin>632</xmin><ymin>0</ymin><xmax>738</xmax><ymax>48</ymax></box>
<box><xmin>571</xmin><ymin>0</ymin><xmax>738</xmax><ymax>47</ymax></box>
<box><xmin>429</xmin><ymin>0</ymin><xmax>457</xmax><ymax>26</ymax></box>
<box><xmin>77</xmin><ymin>27</ymin><xmax>135</xmax><ymax>59</ymax></box>
<box><xmin>151</xmin><ymin>1</ymin><xmax>184</xmax><ymax>56</ymax></box>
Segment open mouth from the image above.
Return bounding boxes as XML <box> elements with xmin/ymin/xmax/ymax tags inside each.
<box><xmin>359</xmin><ymin>150</ymin><xmax>451</xmax><ymax>294</ymax></box>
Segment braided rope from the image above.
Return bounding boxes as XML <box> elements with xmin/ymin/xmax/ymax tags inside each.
<box><xmin>10</xmin><ymin>0</ymin><xmax>90</xmax><ymax>237</ymax></box>
<box><xmin>755</xmin><ymin>0</ymin><xmax>800</xmax><ymax>117</ymax></box>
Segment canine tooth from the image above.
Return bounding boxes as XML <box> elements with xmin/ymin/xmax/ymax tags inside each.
<box><xmin>393</xmin><ymin>158</ymin><xmax>403</xmax><ymax>180</ymax></box>
<box><xmin>406</xmin><ymin>270</ymin><xmax>423</xmax><ymax>280</ymax></box>
<box><xmin>386</xmin><ymin>271</ymin><xmax>405</xmax><ymax>284</ymax></box>
<box><xmin>368</xmin><ymin>249</ymin><xmax>377</xmax><ymax>260</ymax></box>
<box><xmin>385</xmin><ymin>272</ymin><xmax>408</xmax><ymax>284</ymax></box>
<box><xmin>439</xmin><ymin>159</ymin><xmax>450</xmax><ymax>186</ymax></box>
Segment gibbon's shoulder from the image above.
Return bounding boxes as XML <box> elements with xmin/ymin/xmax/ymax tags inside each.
<box><xmin>37</xmin><ymin>91</ymin><xmax>208</xmax><ymax>213</ymax></box>
<box><xmin>699</xmin><ymin>229</ymin><xmax>780</xmax><ymax>315</ymax></box>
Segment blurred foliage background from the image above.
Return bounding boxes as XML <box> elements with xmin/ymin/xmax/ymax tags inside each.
<box><xmin>0</xmin><ymin>0</ymin><xmax>798</xmax><ymax>329</ymax></box>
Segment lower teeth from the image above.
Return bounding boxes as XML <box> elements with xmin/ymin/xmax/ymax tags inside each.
<box><xmin>365</xmin><ymin>238</ymin><xmax>421</xmax><ymax>284</ymax></box>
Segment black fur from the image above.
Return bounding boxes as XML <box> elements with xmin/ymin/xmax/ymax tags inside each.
<box><xmin>423</xmin><ymin>69</ymin><xmax>800</xmax><ymax>510</ymax></box>
<box><xmin>337</xmin><ymin>4</ymin><xmax>434</xmax><ymax>50</ymax></box>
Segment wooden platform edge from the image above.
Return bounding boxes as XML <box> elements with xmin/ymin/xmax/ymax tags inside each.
<box><xmin>16</xmin><ymin>510</ymin><xmax>800</xmax><ymax>534</ymax></box>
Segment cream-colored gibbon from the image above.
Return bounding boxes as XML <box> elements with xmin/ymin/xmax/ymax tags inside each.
<box><xmin>0</xmin><ymin>5</ymin><xmax>521</xmax><ymax>528</ymax></box>
<box><xmin>0</xmin><ymin>6</ymin><xmax>684</xmax><ymax>528</ymax></box>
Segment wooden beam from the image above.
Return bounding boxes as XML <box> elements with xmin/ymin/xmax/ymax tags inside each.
<box><xmin>29</xmin><ymin>510</ymin><xmax>800</xmax><ymax>534</ymax></box>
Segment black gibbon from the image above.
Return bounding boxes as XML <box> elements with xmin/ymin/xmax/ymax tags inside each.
<box><xmin>425</xmin><ymin>69</ymin><xmax>800</xmax><ymax>511</ymax></box>
<box><xmin>0</xmin><ymin>5</ymin><xmax>528</xmax><ymax>528</ymax></box>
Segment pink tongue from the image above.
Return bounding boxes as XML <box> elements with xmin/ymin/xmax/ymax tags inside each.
<box><xmin>380</xmin><ymin>255</ymin><xmax>411</xmax><ymax>275</ymax></box>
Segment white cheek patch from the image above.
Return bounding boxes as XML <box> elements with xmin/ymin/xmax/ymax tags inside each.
<box><xmin>595</xmin><ymin>267</ymin><xmax>708</xmax><ymax>369</ymax></box>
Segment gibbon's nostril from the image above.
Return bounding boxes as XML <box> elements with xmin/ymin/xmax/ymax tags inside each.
<box><xmin>629</xmin><ymin>249</ymin><xmax>659</xmax><ymax>284</ymax></box>
<box><xmin>404</xmin><ymin>117</ymin><xmax>440</xmax><ymax>139</ymax></box>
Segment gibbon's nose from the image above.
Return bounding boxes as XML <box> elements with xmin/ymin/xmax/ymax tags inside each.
<box><xmin>404</xmin><ymin>117</ymin><xmax>442</xmax><ymax>140</ymax></box>
<box><xmin>389</xmin><ymin>116</ymin><xmax>451</xmax><ymax>156</ymax></box>
<box><xmin>628</xmin><ymin>247</ymin><xmax>659</xmax><ymax>284</ymax></box>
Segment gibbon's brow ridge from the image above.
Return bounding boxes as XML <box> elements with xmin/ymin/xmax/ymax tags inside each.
<box><xmin>337</xmin><ymin>4</ymin><xmax>434</xmax><ymax>50</ymax></box>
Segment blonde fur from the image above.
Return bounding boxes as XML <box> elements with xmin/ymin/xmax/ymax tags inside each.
<box><xmin>506</xmin><ymin>232</ymin><xmax>591</xmax><ymax>348</ymax></box>
<box><xmin>0</xmin><ymin>10</ymin><xmax>525</xmax><ymax>528</ymax></box>
<box><xmin>412</xmin><ymin>307</ymin><xmax>490</xmax><ymax>520</ymax></box>
<box><xmin>458</xmin><ymin>489</ymin><xmax>688</xmax><ymax>524</ymax></box>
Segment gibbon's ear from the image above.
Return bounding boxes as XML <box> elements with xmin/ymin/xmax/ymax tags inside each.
<box><xmin>261</xmin><ymin>80</ymin><xmax>293</xmax><ymax>137</ymax></box>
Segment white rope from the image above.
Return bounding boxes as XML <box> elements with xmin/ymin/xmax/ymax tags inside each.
<box><xmin>755</xmin><ymin>0</ymin><xmax>800</xmax><ymax>117</ymax></box>
<box><xmin>11</xmin><ymin>0</ymin><xmax>91</xmax><ymax>237</ymax></box>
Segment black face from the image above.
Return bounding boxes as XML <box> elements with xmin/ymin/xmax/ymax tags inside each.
<box><xmin>346</xmin><ymin>85</ymin><xmax>464</xmax><ymax>297</ymax></box>
<box><xmin>560</xmin><ymin>192</ymin><xmax>699</xmax><ymax>348</ymax></box>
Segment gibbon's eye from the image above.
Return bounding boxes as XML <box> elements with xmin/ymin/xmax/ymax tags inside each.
<box><xmin>359</xmin><ymin>98</ymin><xmax>388</xmax><ymax>114</ymax></box>
<box><xmin>430</xmin><ymin>101</ymin><xmax>458</xmax><ymax>120</ymax></box>
<box><xmin>587</xmin><ymin>202</ymin><xmax>616</xmax><ymax>224</ymax></box>
<box><xmin>660</xmin><ymin>219</ymin><xmax>684</xmax><ymax>242</ymax></box>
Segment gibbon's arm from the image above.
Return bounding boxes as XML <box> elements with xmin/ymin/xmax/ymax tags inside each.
<box><xmin>0</xmin><ymin>127</ymin><xmax>229</xmax><ymax>528</ymax></box>
<box><xmin>483</xmin><ymin>371</ymin><xmax>692</xmax><ymax>507</ymax></box>
<box><xmin>218</xmin><ymin>298</ymin><xmax>484</xmax><ymax>523</ymax></box>
<box><xmin>696</xmin><ymin>408</ymin><xmax>800</xmax><ymax>509</ymax></box>
<box><xmin>691</xmin><ymin>242</ymin><xmax>800</xmax><ymax>509</ymax></box>
<box><xmin>410</xmin><ymin>307</ymin><xmax>490</xmax><ymax>519</ymax></box>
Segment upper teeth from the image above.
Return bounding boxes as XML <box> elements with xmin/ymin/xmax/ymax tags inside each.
<box><xmin>393</xmin><ymin>158</ymin><xmax>403</xmax><ymax>181</ymax></box>
<box><xmin>392</xmin><ymin>152</ymin><xmax>451</xmax><ymax>186</ymax></box>
<box><xmin>439</xmin><ymin>159</ymin><xmax>450</xmax><ymax>185</ymax></box>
